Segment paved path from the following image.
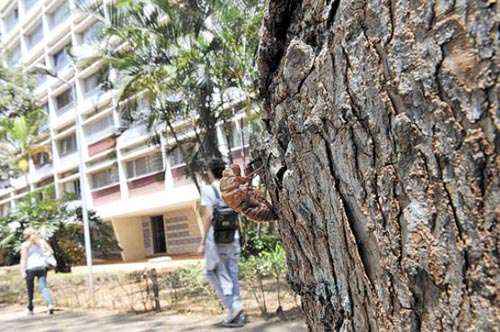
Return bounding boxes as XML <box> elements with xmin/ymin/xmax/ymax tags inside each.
<box><xmin>0</xmin><ymin>308</ymin><xmax>307</xmax><ymax>332</ymax></box>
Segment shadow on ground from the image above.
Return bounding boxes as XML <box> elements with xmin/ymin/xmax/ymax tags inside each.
<box><xmin>0</xmin><ymin>308</ymin><xmax>307</xmax><ymax>332</ymax></box>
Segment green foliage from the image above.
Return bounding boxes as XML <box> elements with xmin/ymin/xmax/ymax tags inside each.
<box><xmin>0</xmin><ymin>103</ymin><xmax>47</xmax><ymax>180</ymax></box>
<box><xmin>261</xmin><ymin>244</ymin><xmax>287</xmax><ymax>279</ymax></box>
<box><xmin>73</xmin><ymin>208</ymin><xmax>121</xmax><ymax>259</ymax></box>
<box><xmin>0</xmin><ymin>65</ymin><xmax>40</xmax><ymax>118</ymax></box>
<box><xmin>160</xmin><ymin>264</ymin><xmax>215</xmax><ymax>304</ymax></box>
<box><xmin>81</xmin><ymin>0</ymin><xmax>264</xmax><ymax>179</ymax></box>
<box><xmin>0</xmin><ymin>187</ymin><xmax>120</xmax><ymax>270</ymax></box>
<box><xmin>239</xmin><ymin>244</ymin><xmax>287</xmax><ymax>315</ymax></box>
<box><xmin>240</xmin><ymin>218</ymin><xmax>282</xmax><ymax>259</ymax></box>
<box><xmin>0</xmin><ymin>187</ymin><xmax>63</xmax><ymax>264</ymax></box>
<box><xmin>0</xmin><ymin>62</ymin><xmax>48</xmax><ymax>180</ymax></box>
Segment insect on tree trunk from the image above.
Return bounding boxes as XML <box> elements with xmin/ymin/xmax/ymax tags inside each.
<box><xmin>256</xmin><ymin>1</ymin><xmax>497</xmax><ymax>331</ymax></box>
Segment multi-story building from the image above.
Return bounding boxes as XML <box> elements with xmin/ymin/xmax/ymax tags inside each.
<box><xmin>0</xmin><ymin>0</ymin><xmax>250</xmax><ymax>261</ymax></box>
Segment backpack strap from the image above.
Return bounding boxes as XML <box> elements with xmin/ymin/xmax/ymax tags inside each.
<box><xmin>210</xmin><ymin>184</ymin><xmax>225</xmax><ymax>208</ymax></box>
<box><xmin>211</xmin><ymin>184</ymin><xmax>221</xmax><ymax>200</ymax></box>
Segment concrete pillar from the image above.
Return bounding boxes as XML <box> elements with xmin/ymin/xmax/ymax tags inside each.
<box><xmin>111</xmin><ymin>217</ymin><xmax>147</xmax><ymax>262</ymax></box>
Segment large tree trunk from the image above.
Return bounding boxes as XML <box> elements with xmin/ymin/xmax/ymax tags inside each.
<box><xmin>256</xmin><ymin>1</ymin><xmax>497</xmax><ymax>331</ymax></box>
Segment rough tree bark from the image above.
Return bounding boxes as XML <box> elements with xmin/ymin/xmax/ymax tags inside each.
<box><xmin>255</xmin><ymin>1</ymin><xmax>497</xmax><ymax>331</ymax></box>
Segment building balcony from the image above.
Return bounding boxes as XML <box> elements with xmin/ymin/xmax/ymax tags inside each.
<box><xmin>45</xmin><ymin>22</ymin><xmax>72</xmax><ymax>50</ymax></box>
<box><xmin>24</xmin><ymin>41</ymin><xmax>45</xmax><ymax>65</ymax></box>
<box><xmin>95</xmin><ymin>183</ymin><xmax>199</xmax><ymax>220</ymax></box>
<box><xmin>65</xmin><ymin>199</ymin><xmax>82</xmax><ymax>211</ymax></box>
<box><xmin>55</xmin><ymin>102</ymin><xmax>74</xmax><ymax>115</ymax></box>
<box><xmin>58</xmin><ymin>152</ymin><xmax>79</xmax><ymax>171</ymax></box>
<box><xmin>80</xmin><ymin>89</ymin><xmax>113</xmax><ymax>114</ymax></box>
<box><xmin>10</xmin><ymin>175</ymin><xmax>28</xmax><ymax>190</ymax></box>
<box><xmin>54</xmin><ymin>105</ymin><xmax>76</xmax><ymax>127</ymax></box>
<box><xmin>34</xmin><ymin>75</ymin><xmax>52</xmax><ymax>95</ymax></box>
<box><xmin>73</xmin><ymin>39</ymin><xmax>101</xmax><ymax>59</ymax></box>
<box><xmin>30</xmin><ymin>163</ymin><xmax>54</xmax><ymax>183</ymax></box>
<box><xmin>117</xmin><ymin>123</ymin><xmax>149</xmax><ymax>148</ymax></box>
<box><xmin>1</xmin><ymin>23</ymin><xmax>20</xmax><ymax>45</ymax></box>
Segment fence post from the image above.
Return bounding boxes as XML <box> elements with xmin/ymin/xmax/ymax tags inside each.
<box><xmin>147</xmin><ymin>268</ymin><xmax>161</xmax><ymax>312</ymax></box>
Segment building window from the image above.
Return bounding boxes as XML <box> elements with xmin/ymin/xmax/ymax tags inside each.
<box><xmin>26</xmin><ymin>21</ymin><xmax>44</xmax><ymax>49</ymax></box>
<box><xmin>52</xmin><ymin>48</ymin><xmax>70</xmax><ymax>71</ymax></box>
<box><xmin>91</xmin><ymin>166</ymin><xmax>119</xmax><ymax>190</ymax></box>
<box><xmin>6</xmin><ymin>43</ymin><xmax>21</xmax><ymax>67</ymax></box>
<box><xmin>58</xmin><ymin>134</ymin><xmax>77</xmax><ymax>156</ymax></box>
<box><xmin>24</xmin><ymin>0</ymin><xmax>39</xmax><ymax>12</ymax></box>
<box><xmin>239</xmin><ymin>118</ymin><xmax>250</xmax><ymax>146</ymax></box>
<box><xmin>39</xmin><ymin>122</ymin><xmax>49</xmax><ymax>134</ymax></box>
<box><xmin>49</xmin><ymin>2</ymin><xmax>70</xmax><ymax>29</ymax></box>
<box><xmin>3</xmin><ymin>7</ymin><xmax>19</xmax><ymax>32</ymax></box>
<box><xmin>167</xmin><ymin>147</ymin><xmax>184</xmax><ymax>168</ymax></box>
<box><xmin>84</xmin><ymin>114</ymin><xmax>114</xmax><ymax>140</ymax></box>
<box><xmin>222</xmin><ymin>121</ymin><xmax>239</xmax><ymax>149</ymax></box>
<box><xmin>35</xmin><ymin>71</ymin><xmax>47</xmax><ymax>87</ymax></box>
<box><xmin>83</xmin><ymin>70</ymin><xmax>107</xmax><ymax>97</ymax></box>
<box><xmin>55</xmin><ymin>88</ymin><xmax>74</xmax><ymax>114</ymax></box>
<box><xmin>81</xmin><ymin>21</ymin><xmax>103</xmax><ymax>45</ymax></box>
<box><xmin>126</xmin><ymin>152</ymin><xmax>164</xmax><ymax>179</ymax></box>
<box><xmin>62</xmin><ymin>179</ymin><xmax>81</xmax><ymax>198</ymax></box>
<box><xmin>223</xmin><ymin>119</ymin><xmax>249</xmax><ymax>150</ymax></box>
<box><xmin>33</xmin><ymin>151</ymin><xmax>51</xmax><ymax>168</ymax></box>
<box><xmin>39</xmin><ymin>104</ymin><xmax>50</xmax><ymax>128</ymax></box>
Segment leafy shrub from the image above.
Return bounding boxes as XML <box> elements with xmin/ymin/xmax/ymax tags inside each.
<box><xmin>239</xmin><ymin>244</ymin><xmax>287</xmax><ymax>315</ymax></box>
<box><xmin>240</xmin><ymin>218</ymin><xmax>281</xmax><ymax>258</ymax></box>
<box><xmin>0</xmin><ymin>187</ymin><xmax>120</xmax><ymax>271</ymax></box>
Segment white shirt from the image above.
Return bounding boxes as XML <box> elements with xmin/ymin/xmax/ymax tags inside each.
<box><xmin>24</xmin><ymin>243</ymin><xmax>47</xmax><ymax>271</ymax></box>
<box><xmin>200</xmin><ymin>180</ymin><xmax>240</xmax><ymax>243</ymax></box>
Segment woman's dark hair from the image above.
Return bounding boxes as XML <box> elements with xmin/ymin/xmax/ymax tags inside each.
<box><xmin>208</xmin><ymin>158</ymin><xmax>226</xmax><ymax>179</ymax></box>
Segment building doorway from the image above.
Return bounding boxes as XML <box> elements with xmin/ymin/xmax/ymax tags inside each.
<box><xmin>150</xmin><ymin>216</ymin><xmax>167</xmax><ymax>253</ymax></box>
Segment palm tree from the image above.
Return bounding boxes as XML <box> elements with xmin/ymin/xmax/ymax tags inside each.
<box><xmin>0</xmin><ymin>109</ymin><xmax>48</xmax><ymax>189</ymax></box>
<box><xmin>78</xmin><ymin>0</ymin><xmax>263</xmax><ymax>184</ymax></box>
<box><xmin>0</xmin><ymin>63</ymin><xmax>48</xmax><ymax>188</ymax></box>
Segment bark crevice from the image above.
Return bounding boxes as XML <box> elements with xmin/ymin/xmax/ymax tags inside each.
<box><xmin>256</xmin><ymin>0</ymin><xmax>498</xmax><ymax>330</ymax></box>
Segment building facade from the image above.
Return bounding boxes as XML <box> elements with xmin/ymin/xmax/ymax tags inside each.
<box><xmin>0</xmin><ymin>0</ymin><xmax>250</xmax><ymax>261</ymax></box>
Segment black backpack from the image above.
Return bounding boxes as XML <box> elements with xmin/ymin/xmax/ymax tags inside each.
<box><xmin>211</xmin><ymin>185</ymin><xmax>239</xmax><ymax>244</ymax></box>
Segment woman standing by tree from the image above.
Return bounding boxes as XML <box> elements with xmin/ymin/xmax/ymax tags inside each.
<box><xmin>19</xmin><ymin>228</ymin><xmax>55</xmax><ymax>315</ymax></box>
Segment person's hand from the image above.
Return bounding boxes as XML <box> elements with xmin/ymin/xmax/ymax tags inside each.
<box><xmin>197</xmin><ymin>242</ymin><xmax>205</xmax><ymax>255</ymax></box>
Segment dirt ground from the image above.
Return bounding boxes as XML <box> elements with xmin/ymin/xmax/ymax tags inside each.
<box><xmin>0</xmin><ymin>306</ymin><xmax>307</xmax><ymax>332</ymax></box>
